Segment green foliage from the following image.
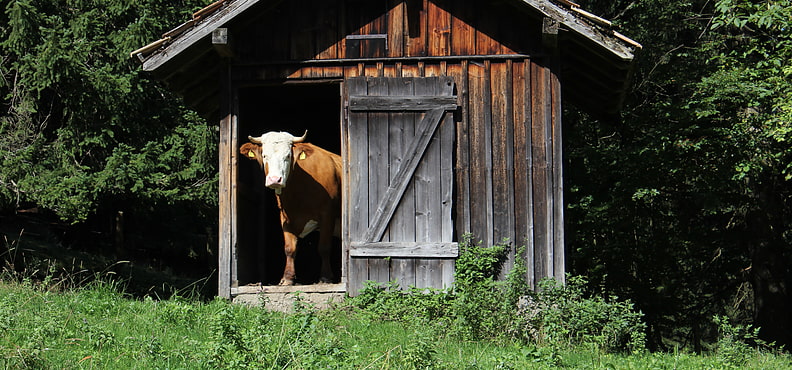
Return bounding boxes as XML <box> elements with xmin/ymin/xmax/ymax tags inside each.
<box><xmin>0</xmin><ymin>0</ymin><xmax>217</xmax><ymax>223</ymax></box>
<box><xmin>350</xmin><ymin>238</ymin><xmax>647</xmax><ymax>355</ymax></box>
<box><xmin>567</xmin><ymin>0</ymin><xmax>792</xmax><ymax>349</ymax></box>
<box><xmin>516</xmin><ymin>276</ymin><xmax>647</xmax><ymax>353</ymax></box>
<box><xmin>711</xmin><ymin>315</ymin><xmax>782</xmax><ymax>368</ymax></box>
<box><xmin>452</xmin><ymin>236</ymin><xmax>513</xmax><ymax>340</ymax></box>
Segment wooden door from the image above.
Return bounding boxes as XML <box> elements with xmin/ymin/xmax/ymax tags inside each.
<box><xmin>342</xmin><ymin>76</ymin><xmax>458</xmax><ymax>294</ymax></box>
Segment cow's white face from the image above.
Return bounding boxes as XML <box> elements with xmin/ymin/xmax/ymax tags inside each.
<box><xmin>246</xmin><ymin>131</ymin><xmax>306</xmax><ymax>191</ymax></box>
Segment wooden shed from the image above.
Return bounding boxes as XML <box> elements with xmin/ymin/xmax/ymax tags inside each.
<box><xmin>133</xmin><ymin>0</ymin><xmax>639</xmax><ymax>299</ymax></box>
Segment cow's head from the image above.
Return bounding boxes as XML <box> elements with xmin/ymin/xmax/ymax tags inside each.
<box><xmin>240</xmin><ymin>130</ymin><xmax>307</xmax><ymax>192</ymax></box>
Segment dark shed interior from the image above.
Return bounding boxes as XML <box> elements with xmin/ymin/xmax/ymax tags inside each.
<box><xmin>236</xmin><ymin>83</ymin><xmax>342</xmax><ymax>285</ymax></box>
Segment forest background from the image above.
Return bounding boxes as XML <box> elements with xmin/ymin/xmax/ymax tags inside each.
<box><xmin>0</xmin><ymin>0</ymin><xmax>790</xmax><ymax>351</ymax></box>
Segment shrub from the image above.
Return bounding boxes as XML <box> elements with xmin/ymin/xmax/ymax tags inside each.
<box><xmin>516</xmin><ymin>275</ymin><xmax>647</xmax><ymax>353</ymax></box>
<box><xmin>451</xmin><ymin>236</ymin><xmax>513</xmax><ymax>340</ymax></box>
<box><xmin>712</xmin><ymin>315</ymin><xmax>775</xmax><ymax>368</ymax></box>
<box><xmin>349</xmin><ymin>236</ymin><xmax>647</xmax><ymax>353</ymax></box>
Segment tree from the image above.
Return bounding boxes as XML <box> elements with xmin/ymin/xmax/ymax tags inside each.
<box><xmin>566</xmin><ymin>0</ymin><xmax>792</xmax><ymax>349</ymax></box>
<box><xmin>694</xmin><ymin>0</ymin><xmax>792</xmax><ymax>347</ymax></box>
<box><xmin>0</xmin><ymin>1</ymin><xmax>216</xmax><ymax>263</ymax></box>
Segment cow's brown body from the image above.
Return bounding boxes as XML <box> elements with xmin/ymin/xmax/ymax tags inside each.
<box><xmin>241</xmin><ymin>136</ymin><xmax>341</xmax><ymax>285</ymax></box>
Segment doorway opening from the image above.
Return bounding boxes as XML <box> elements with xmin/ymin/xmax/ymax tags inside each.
<box><xmin>236</xmin><ymin>82</ymin><xmax>342</xmax><ymax>286</ymax></box>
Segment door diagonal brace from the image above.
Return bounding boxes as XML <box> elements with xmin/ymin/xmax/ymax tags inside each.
<box><xmin>363</xmin><ymin>107</ymin><xmax>447</xmax><ymax>242</ymax></box>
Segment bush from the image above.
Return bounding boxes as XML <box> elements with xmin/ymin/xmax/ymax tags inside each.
<box><xmin>350</xmin><ymin>236</ymin><xmax>648</xmax><ymax>353</ymax></box>
<box><xmin>516</xmin><ymin>275</ymin><xmax>647</xmax><ymax>353</ymax></box>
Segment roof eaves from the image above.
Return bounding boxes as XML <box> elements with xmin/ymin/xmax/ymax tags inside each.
<box><xmin>522</xmin><ymin>0</ymin><xmax>641</xmax><ymax>61</ymax></box>
<box><xmin>131</xmin><ymin>0</ymin><xmax>261</xmax><ymax>71</ymax></box>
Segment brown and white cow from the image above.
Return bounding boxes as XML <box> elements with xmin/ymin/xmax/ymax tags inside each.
<box><xmin>240</xmin><ymin>131</ymin><xmax>342</xmax><ymax>285</ymax></box>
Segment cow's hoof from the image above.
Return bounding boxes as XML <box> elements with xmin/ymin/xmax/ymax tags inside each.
<box><xmin>278</xmin><ymin>278</ymin><xmax>294</xmax><ymax>286</ymax></box>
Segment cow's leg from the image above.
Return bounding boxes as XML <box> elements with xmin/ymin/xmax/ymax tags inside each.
<box><xmin>317</xmin><ymin>216</ymin><xmax>335</xmax><ymax>283</ymax></box>
<box><xmin>280</xmin><ymin>231</ymin><xmax>298</xmax><ymax>285</ymax></box>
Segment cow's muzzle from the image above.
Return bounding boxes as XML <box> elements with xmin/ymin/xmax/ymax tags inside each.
<box><xmin>266</xmin><ymin>175</ymin><xmax>284</xmax><ymax>188</ymax></box>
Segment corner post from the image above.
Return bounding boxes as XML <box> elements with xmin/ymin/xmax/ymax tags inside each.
<box><xmin>217</xmin><ymin>29</ymin><xmax>238</xmax><ymax>299</ymax></box>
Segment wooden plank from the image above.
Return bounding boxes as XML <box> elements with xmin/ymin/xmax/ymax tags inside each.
<box><xmin>387</xmin><ymin>0</ymin><xmax>405</xmax><ymax>57</ymax></box>
<box><xmin>439</xmin><ymin>88</ymin><xmax>455</xmax><ymax>242</ymax></box>
<box><xmin>290</xmin><ymin>0</ymin><xmax>316</xmax><ymax>60</ymax></box>
<box><xmin>363</xmin><ymin>107</ymin><xmax>446</xmax><ymax>242</ymax></box>
<box><xmin>451</xmin><ymin>61</ymin><xmax>471</xmax><ymax>237</ymax></box>
<box><xmin>550</xmin><ymin>61</ymin><xmax>565</xmax><ymax>283</ymax></box>
<box><xmin>467</xmin><ymin>62</ymin><xmax>489</xmax><ymax>245</ymax></box>
<box><xmin>427</xmin><ymin>0</ymin><xmax>451</xmax><ymax>56</ymax></box>
<box><xmin>217</xmin><ymin>72</ymin><xmax>233</xmax><ymax>299</ymax></box>
<box><xmin>406</xmin><ymin>0</ymin><xmax>427</xmax><ymax>57</ymax></box>
<box><xmin>450</xmin><ymin>0</ymin><xmax>475</xmax><ymax>56</ymax></box>
<box><xmin>348</xmin><ymin>96</ymin><xmax>457</xmax><ymax>111</ymax></box>
<box><xmin>348</xmin><ymin>258</ymin><xmax>368</xmax><ymax>294</ymax></box>
<box><xmin>387</xmin><ymin>78</ymin><xmax>416</xmax><ymax>242</ymax></box>
<box><xmin>491</xmin><ymin>61</ymin><xmax>516</xmax><ymax>277</ymax></box>
<box><xmin>524</xmin><ymin>60</ymin><xmax>536</xmax><ymax>289</ymax></box>
<box><xmin>482</xmin><ymin>61</ymin><xmax>495</xmax><ymax>247</ymax></box>
<box><xmin>346</xmin><ymin>77</ymin><xmax>370</xmax><ymax>252</ymax></box>
<box><xmin>414</xmin><ymin>77</ymin><xmax>442</xmax><ymax>242</ymax></box>
<box><xmin>340</xmin><ymin>80</ymin><xmax>351</xmax><ymax>290</ymax></box>
<box><xmin>401</xmin><ymin>63</ymin><xmax>420</xmax><ymax>77</ymax></box>
<box><xmin>316</xmin><ymin>0</ymin><xmax>339</xmax><ymax>60</ymax></box>
<box><xmin>423</xmin><ymin>62</ymin><xmax>443</xmax><ymax>77</ymax></box>
<box><xmin>345</xmin><ymin>77</ymin><xmax>368</xmax><ymax>295</ymax></box>
<box><xmin>230</xmin><ymin>82</ymin><xmax>240</xmax><ymax>289</ymax></box>
<box><xmin>440</xmin><ymin>259</ymin><xmax>455</xmax><ymax>289</ymax></box>
<box><xmin>350</xmin><ymin>242</ymin><xmax>459</xmax><ymax>258</ymax></box>
<box><xmin>362</xmin><ymin>3</ymin><xmax>388</xmax><ymax>58</ymax></box>
<box><xmin>338</xmin><ymin>0</ymin><xmax>349</xmax><ymax>59</ymax></box>
<box><xmin>512</xmin><ymin>59</ymin><xmax>535</xmax><ymax>288</ymax></box>
<box><xmin>391</xmin><ymin>258</ymin><xmax>416</xmax><ymax>289</ymax></box>
<box><xmin>368</xmin><ymin>78</ymin><xmax>390</xmax><ymax>242</ymax></box>
<box><xmin>415</xmin><ymin>259</ymin><xmax>438</xmax><ymax>289</ymax></box>
<box><xmin>383</xmin><ymin>63</ymin><xmax>399</xmax><ymax>78</ymax></box>
<box><xmin>369</xmin><ymin>257</ymin><xmax>391</xmax><ymax>284</ymax></box>
<box><xmin>531</xmin><ymin>61</ymin><xmax>552</xmax><ymax>282</ymax></box>
<box><xmin>475</xmin><ymin>6</ymin><xmax>502</xmax><ymax>55</ymax></box>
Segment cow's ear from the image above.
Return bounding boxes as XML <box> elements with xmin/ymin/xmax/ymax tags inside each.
<box><xmin>240</xmin><ymin>143</ymin><xmax>259</xmax><ymax>159</ymax></box>
<box><xmin>294</xmin><ymin>145</ymin><xmax>313</xmax><ymax>160</ymax></box>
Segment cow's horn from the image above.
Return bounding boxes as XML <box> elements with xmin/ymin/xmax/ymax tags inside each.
<box><xmin>292</xmin><ymin>130</ymin><xmax>308</xmax><ymax>143</ymax></box>
<box><xmin>248</xmin><ymin>135</ymin><xmax>262</xmax><ymax>144</ymax></box>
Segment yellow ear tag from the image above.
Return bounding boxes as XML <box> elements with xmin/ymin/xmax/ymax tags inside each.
<box><xmin>247</xmin><ymin>151</ymin><xmax>256</xmax><ymax>158</ymax></box>
<box><xmin>299</xmin><ymin>152</ymin><xmax>306</xmax><ymax>160</ymax></box>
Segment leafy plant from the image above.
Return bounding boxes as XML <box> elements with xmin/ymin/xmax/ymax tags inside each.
<box><xmin>514</xmin><ymin>275</ymin><xmax>646</xmax><ymax>353</ymax></box>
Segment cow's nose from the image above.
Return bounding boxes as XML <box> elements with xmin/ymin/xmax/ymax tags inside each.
<box><xmin>266</xmin><ymin>175</ymin><xmax>283</xmax><ymax>186</ymax></box>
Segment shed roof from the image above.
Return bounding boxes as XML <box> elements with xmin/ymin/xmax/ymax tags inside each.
<box><xmin>133</xmin><ymin>0</ymin><xmax>640</xmax><ymax>118</ymax></box>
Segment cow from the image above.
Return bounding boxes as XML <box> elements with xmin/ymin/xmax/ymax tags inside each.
<box><xmin>239</xmin><ymin>131</ymin><xmax>342</xmax><ymax>285</ymax></box>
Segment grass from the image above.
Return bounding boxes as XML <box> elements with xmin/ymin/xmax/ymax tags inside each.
<box><xmin>1</xmin><ymin>278</ymin><xmax>791</xmax><ymax>369</ymax></box>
